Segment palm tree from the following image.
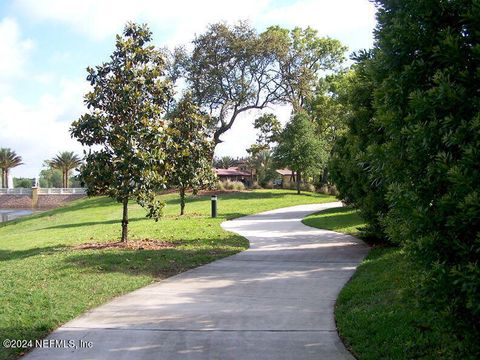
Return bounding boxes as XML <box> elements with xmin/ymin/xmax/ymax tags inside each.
<box><xmin>48</xmin><ymin>151</ymin><xmax>82</xmax><ymax>188</ymax></box>
<box><xmin>0</xmin><ymin>148</ymin><xmax>23</xmax><ymax>188</ymax></box>
<box><xmin>216</xmin><ymin>156</ymin><xmax>235</xmax><ymax>169</ymax></box>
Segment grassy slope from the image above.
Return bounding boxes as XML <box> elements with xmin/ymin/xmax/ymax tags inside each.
<box><xmin>0</xmin><ymin>189</ymin><xmax>334</xmax><ymax>360</ymax></box>
<box><xmin>303</xmin><ymin>207</ymin><xmax>465</xmax><ymax>360</ymax></box>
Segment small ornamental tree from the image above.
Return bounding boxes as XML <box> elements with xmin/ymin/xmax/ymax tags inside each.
<box><xmin>167</xmin><ymin>95</ymin><xmax>216</xmax><ymax>215</ymax></box>
<box><xmin>274</xmin><ymin>112</ymin><xmax>326</xmax><ymax>194</ymax></box>
<box><xmin>71</xmin><ymin>22</ymin><xmax>173</xmax><ymax>242</ymax></box>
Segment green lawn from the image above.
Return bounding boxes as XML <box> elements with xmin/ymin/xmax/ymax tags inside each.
<box><xmin>302</xmin><ymin>206</ymin><xmax>364</xmax><ymax>235</ymax></box>
<box><xmin>0</xmin><ymin>189</ymin><xmax>334</xmax><ymax>360</ymax></box>
<box><xmin>303</xmin><ymin>206</ymin><xmax>472</xmax><ymax>359</ymax></box>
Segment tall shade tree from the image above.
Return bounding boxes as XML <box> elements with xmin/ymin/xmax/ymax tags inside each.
<box><xmin>264</xmin><ymin>26</ymin><xmax>347</xmax><ymax>112</ymax></box>
<box><xmin>167</xmin><ymin>95</ymin><xmax>216</xmax><ymax>215</ymax></box>
<box><xmin>48</xmin><ymin>151</ymin><xmax>82</xmax><ymax>188</ymax></box>
<box><xmin>180</xmin><ymin>22</ymin><xmax>284</xmax><ymax>147</ymax></box>
<box><xmin>71</xmin><ymin>22</ymin><xmax>173</xmax><ymax>243</ymax></box>
<box><xmin>306</xmin><ymin>72</ymin><xmax>352</xmax><ymax>184</ymax></box>
<box><xmin>274</xmin><ymin>112</ymin><xmax>326</xmax><ymax>194</ymax></box>
<box><xmin>0</xmin><ymin>148</ymin><xmax>23</xmax><ymax>188</ymax></box>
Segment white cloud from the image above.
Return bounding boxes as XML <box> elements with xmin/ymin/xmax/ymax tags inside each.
<box><xmin>15</xmin><ymin>0</ymin><xmax>271</xmax><ymax>43</ymax></box>
<box><xmin>0</xmin><ymin>78</ymin><xmax>89</xmax><ymax>178</ymax></box>
<box><xmin>15</xmin><ymin>0</ymin><xmax>376</xmax><ymax>50</ymax></box>
<box><xmin>215</xmin><ymin>104</ymin><xmax>293</xmax><ymax>159</ymax></box>
<box><xmin>261</xmin><ymin>0</ymin><xmax>377</xmax><ymax>51</ymax></box>
<box><xmin>0</xmin><ymin>17</ymin><xmax>34</xmax><ymax>79</ymax></box>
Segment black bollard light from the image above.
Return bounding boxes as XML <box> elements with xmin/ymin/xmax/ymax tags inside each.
<box><xmin>211</xmin><ymin>195</ymin><xmax>218</xmax><ymax>218</ymax></box>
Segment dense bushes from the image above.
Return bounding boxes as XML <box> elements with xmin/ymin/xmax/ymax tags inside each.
<box><xmin>329</xmin><ymin>53</ymin><xmax>389</xmax><ymax>241</ymax></box>
<box><xmin>331</xmin><ymin>0</ymin><xmax>480</xmax><ymax>350</ymax></box>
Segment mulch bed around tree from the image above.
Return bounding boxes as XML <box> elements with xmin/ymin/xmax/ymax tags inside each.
<box><xmin>73</xmin><ymin>239</ymin><xmax>176</xmax><ymax>251</ymax></box>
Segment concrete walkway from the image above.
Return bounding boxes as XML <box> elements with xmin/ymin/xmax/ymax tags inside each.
<box><xmin>25</xmin><ymin>202</ymin><xmax>369</xmax><ymax>360</ymax></box>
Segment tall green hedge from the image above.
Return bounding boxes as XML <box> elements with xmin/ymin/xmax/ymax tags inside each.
<box><xmin>329</xmin><ymin>52</ymin><xmax>389</xmax><ymax>242</ymax></box>
<box><xmin>331</xmin><ymin>0</ymin><xmax>480</xmax><ymax>349</ymax></box>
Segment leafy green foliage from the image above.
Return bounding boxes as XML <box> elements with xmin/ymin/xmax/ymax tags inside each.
<box><xmin>13</xmin><ymin>178</ymin><xmax>33</xmax><ymax>188</ymax></box>
<box><xmin>252</xmin><ymin>113</ymin><xmax>282</xmax><ymax>146</ymax></box>
<box><xmin>70</xmin><ymin>22</ymin><xmax>173</xmax><ymax>241</ymax></box>
<box><xmin>263</xmin><ymin>26</ymin><xmax>346</xmax><ymax>112</ymax></box>
<box><xmin>274</xmin><ymin>112</ymin><xmax>326</xmax><ymax>193</ymax></box>
<box><xmin>246</xmin><ymin>113</ymin><xmax>282</xmax><ymax>186</ymax></box>
<box><xmin>178</xmin><ymin>23</ymin><xmax>346</xmax><ymax>149</ymax></box>
<box><xmin>214</xmin><ymin>156</ymin><xmax>235</xmax><ymax>169</ymax></box>
<box><xmin>39</xmin><ymin>166</ymin><xmax>64</xmax><ymax>188</ymax></box>
<box><xmin>306</xmin><ymin>71</ymin><xmax>352</xmax><ymax>185</ymax></box>
<box><xmin>329</xmin><ymin>57</ymin><xmax>389</xmax><ymax>241</ymax></box>
<box><xmin>306</xmin><ymin>206</ymin><xmax>477</xmax><ymax>359</ymax></box>
<box><xmin>167</xmin><ymin>95</ymin><xmax>216</xmax><ymax>215</ymax></box>
<box><xmin>180</xmin><ymin>22</ymin><xmax>283</xmax><ymax>145</ymax></box>
<box><xmin>331</xmin><ymin>0</ymin><xmax>480</xmax><ymax>347</ymax></box>
<box><xmin>0</xmin><ymin>148</ymin><xmax>23</xmax><ymax>188</ymax></box>
<box><xmin>373</xmin><ymin>0</ymin><xmax>480</xmax><ymax>338</ymax></box>
<box><xmin>247</xmin><ymin>149</ymin><xmax>277</xmax><ymax>187</ymax></box>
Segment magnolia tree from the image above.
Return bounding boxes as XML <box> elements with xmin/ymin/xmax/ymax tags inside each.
<box><xmin>167</xmin><ymin>95</ymin><xmax>216</xmax><ymax>215</ymax></box>
<box><xmin>71</xmin><ymin>23</ymin><xmax>173</xmax><ymax>242</ymax></box>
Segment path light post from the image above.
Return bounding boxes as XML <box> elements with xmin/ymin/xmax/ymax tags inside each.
<box><xmin>211</xmin><ymin>195</ymin><xmax>217</xmax><ymax>218</ymax></box>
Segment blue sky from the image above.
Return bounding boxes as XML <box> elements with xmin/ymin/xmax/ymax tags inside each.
<box><xmin>0</xmin><ymin>0</ymin><xmax>377</xmax><ymax>178</ymax></box>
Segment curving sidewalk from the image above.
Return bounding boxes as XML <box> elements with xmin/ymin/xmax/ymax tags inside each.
<box><xmin>25</xmin><ymin>202</ymin><xmax>369</xmax><ymax>360</ymax></box>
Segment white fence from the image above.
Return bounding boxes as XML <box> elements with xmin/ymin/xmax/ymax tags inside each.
<box><xmin>38</xmin><ymin>188</ymin><xmax>87</xmax><ymax>195</ymax></box>
<box><xmin>0</xmin><ymin>188</ymin><xmax>86</xmax><ymax>195</ymax></box>
<box><xmin>0</xmin><ymin>188</ymin><xmax>32</xmax><ymax>195</ymax></box>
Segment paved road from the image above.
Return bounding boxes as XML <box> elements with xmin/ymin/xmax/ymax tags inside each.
<box><xmin>25</xmin><ymin>202</ymin><xmax>369</xmax><ymax>360</ymax></box>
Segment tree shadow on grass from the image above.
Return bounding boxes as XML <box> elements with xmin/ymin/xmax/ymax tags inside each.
<box><xmin>41</xmin><ymin>217</ymin><xmax>145</xmax><ymax>230</ymax></box>
<box><xmin>0</xmin><ymin>245</ymin><xmax>67</xmax><ymax>262</ymax></box>
<box><xmin>61</xmin><ymin>240</ymin><xmax>244</xmax><ymax>278</ymax></box>
<box><xmin>164</xmin><ymin>189</ymin><xmax>326</xmax><ymax>207</ymax></box>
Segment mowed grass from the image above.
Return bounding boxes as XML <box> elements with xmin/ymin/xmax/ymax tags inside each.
<box><xmin>0</xmin><ymin>189</ymin><xmax>334</xmax><ymax>360</ymax></box>
<box><xmin>302</xmin><ymin>206</ymin><xmax>364</xmax><ymax>235</ymax></box>
<box><xmin>304</xmin><ymin>206</ymin><xmax>470</xmax><ymax>359</ymax></box>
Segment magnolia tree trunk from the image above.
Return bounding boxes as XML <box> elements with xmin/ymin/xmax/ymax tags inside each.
<box><xmin>121</xmin><ymin>198</ymin><xmax>129</xmax><ymax>242</ymax></box>
<box><xmin>179</xmin><ymin>187</ymin><xmax>186</xmax><ymax>216</ymax></box>
<box><xmin>296</xmin><ymin>171</ymin><xmax>301</xmax><ymax>195</ymax></box>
